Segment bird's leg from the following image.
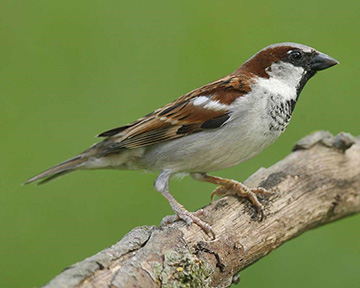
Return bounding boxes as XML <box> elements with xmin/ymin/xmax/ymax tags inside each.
<box><xmin>191</xmin><ymin>173</ymin><xmax>270</xmax><ymax>220</ymax></box>
<box><xmin>155</xmin><ymin>171</ymin><xmax>215</xmax><ymax>239</ymax></box>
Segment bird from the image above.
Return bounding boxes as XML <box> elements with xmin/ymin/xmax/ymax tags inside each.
<box><xmin>26</xmin><ymin>42</ymin><xmax>338</xmax><ymax>239</ymax></box>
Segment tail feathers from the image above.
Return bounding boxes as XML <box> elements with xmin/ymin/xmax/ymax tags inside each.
<box><xmin>24</xmin><ymin>155</ymin><xmax>87</xmax><ymax>185</ymax></box>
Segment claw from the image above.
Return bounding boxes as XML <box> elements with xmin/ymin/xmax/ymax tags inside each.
<box><xmin>160</xmin><ymin>215</ymin><xmax>178</xmax><ymax>226</ymax></box>
<box><xmin>160</xmin><ymin>209</ymin><xmax>215</xmax><ymax>239</ymax></box>
<box><xmin>252</xmin><ymin>187</ymin><xmax>271</xmax><ymax>196</ymax></box>
<box><xmin>258</xmin><ymin>206</ymin><xmax>265</xmax><ymax>221</ymax></box>
<box><xmin>210</xmin><ymin>181</ymin><xmax>269</xmax><ymax>221</ymax></box>
<box><xmin>193</xmin><ymin>208</ymin><xmax>209</xmax><ymax>218</ymax></box>
<box><xmin>210</xmin><ymin>186</ymin><xmax>228</xmax><ymax>201</ymax></box>
<box><xmin>179</xmin><ymin>210</ymin><xmax>215</xmax><ymax>239</ymax></box>
<box><xmin>240</xmin><ymin>186</ymin><xmax>268</xmax><ymax>221</ymax></box>
<box><xmin>251</xmin><ymin>188</ymin><xmax>269</xmax><ymax>221</ymax></box>
<box><xmin>254</xmin><ymin>202</ymin><xmax>265</xmax><ymax>221</ymax></box>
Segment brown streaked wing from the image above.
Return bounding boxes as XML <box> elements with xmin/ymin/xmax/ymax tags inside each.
<box><xmin>98</xmin><ymin>74</ymin><xmax>252</xmax><ymax>154</ymax></box>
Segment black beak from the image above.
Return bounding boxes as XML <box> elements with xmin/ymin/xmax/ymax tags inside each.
<box><xmin>310</xmin><ymin>52</ymin><xmax>339</xmax><ymax>71</ymax></box>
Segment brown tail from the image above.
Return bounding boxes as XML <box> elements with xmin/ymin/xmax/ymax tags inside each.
<box><xmin>24</xmin><ymin>155</ymin><xmax>87</xmax><ymax>185</ymax></box>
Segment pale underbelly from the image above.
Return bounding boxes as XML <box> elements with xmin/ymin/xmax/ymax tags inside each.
<box><xmin>141</xmin><ymin>119</ymin><xmax>282</xmax><ymax>173</ymax></box>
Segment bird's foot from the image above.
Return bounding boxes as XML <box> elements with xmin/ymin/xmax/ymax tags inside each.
<box><xmin>161</xmin><ymin>207</ymin><xmax>215</xmax><ymax>239</ymax></box>
<box><xmin>211</xmin><ymin>182</ymin><xmax>270</xmax><ymax>221</ymax></box>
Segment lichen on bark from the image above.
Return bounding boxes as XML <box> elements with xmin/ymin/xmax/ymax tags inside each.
<box><xmin>154</xmin><ymin>250</ymin><xmax>212</xmax><ymax>288</ymax></box>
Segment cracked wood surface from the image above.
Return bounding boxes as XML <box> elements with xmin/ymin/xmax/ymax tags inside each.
<box><xmin>43</xmin><ymin>131</ymin><xmax>360</xmax><ymax>288</ymax></box>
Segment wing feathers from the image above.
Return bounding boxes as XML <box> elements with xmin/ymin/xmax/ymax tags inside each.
<box><xmin>97</xmin><ymin>75</ymin><xmax>252</xmax><ymax>155</ymax></box>
<box><xmin>98</xmin><ymin>124</ymin><xmax>134</xmax><ymax>137</ymax></box>
<box><xmin>200</xmin><ymin>114</ymin><xmax>230</xmax><ymax>129</ymax></box>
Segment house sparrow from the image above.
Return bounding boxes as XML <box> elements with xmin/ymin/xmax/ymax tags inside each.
<box><xmin>26</xmin><ymin>43</ymin><xmax>338</xmax><ymax>239</ymax></box>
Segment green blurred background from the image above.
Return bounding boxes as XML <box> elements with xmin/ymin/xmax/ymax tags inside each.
<box><xmin>1</xmin><ymin>0</ymin><xmax>359</xmax><ymax>287</ymax></box>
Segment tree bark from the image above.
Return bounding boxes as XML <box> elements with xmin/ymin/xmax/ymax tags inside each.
<box><xmin>43</xmin><ymin>131</ymin><xmax>360</xmax><ymax>288</ymax></box>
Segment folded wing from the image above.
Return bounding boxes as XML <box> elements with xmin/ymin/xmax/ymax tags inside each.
<box><xmin>97</xmin><ymin>74</ymin><xmax>252</xmax><ymax>154</ymax></box>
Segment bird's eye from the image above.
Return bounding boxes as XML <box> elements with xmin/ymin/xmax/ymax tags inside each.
<box><xmin>289</xmin><ymin>50</ymin><xmax>303</xmax><ymax>62</ymax></box>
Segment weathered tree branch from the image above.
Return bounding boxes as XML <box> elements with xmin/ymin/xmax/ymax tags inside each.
<box><xmin>43</xmin><ymin>131</ymin><xmax>360</xmax><ymax>288</ymax></box>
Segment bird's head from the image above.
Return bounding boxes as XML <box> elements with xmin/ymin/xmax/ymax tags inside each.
<box><xmin>237</xmin><ymin>42</ymin><xmax>339</xmax><ymax>95</ymax></box>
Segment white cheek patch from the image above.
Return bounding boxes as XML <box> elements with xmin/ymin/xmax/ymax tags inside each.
<box><xmin>257</xmin><ymin>62</ymin><xmax>305</xmax><ymax>101</ymax></box>
<box><xmin>256</xmin><ymin>77</ymin><xmax>297</xmax><ymax>101</ymax></box>
<box><xmin>268</xmin><ymin>62</ymin><xmax>305</xmax><ymax>86</ymax></box>
<box><xmin>193</xmin><ymin>96</ymin><xmax>229</xmax><ymax>111</ymax></box>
